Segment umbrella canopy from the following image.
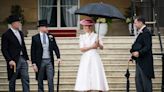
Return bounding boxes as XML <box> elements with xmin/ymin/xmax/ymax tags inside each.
<box><xmin>75</xmin><ymin>2</ymin><xmax>125</xmax><ymax>20</ymax></box>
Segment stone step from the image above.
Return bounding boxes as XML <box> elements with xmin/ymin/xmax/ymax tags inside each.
<box><xmin>0</xmin><ymin>60</ymin><xmax>162</xmax><ymax>66</ymax></box>
<box><xmin>55</xmin><ymin>44</ymin><xmax>160</xmax><ymax>49</ymax></box>
<box><xmin>0</xmin><ymin>37</ymin><xmax>163</xmax><ymax>43</ymax></box>
<box><xmin>0</xmin><ymin>38</ymin><xmax>163</xmax><ymax>44</ymax></box>
<box><xmin>0</xmin><ymin>88</ymin><xmax>161</xmax><ymax>92</ymax></box>
<box><xmin>21</xmin><ymin>36</ymin><xmax>164</xmax><ymax>40</ymax></box>
<box><xmin>0</xmin><ymin>36</ymin><xmax>164</xmax><ymax>44</ymax></box>
<box><xmin>0</xmin><ymin>44</ymin><xmax>162</xmax><ymax>50</ymax></box>
<box><xmin>0</xmin><ymin>58</ymin><xmax>162</xmax><ymax>65</ymax></box>
<box><xmin>0</xmin><ymin>82</ymin><xmax>162</xmax><ymax>90</ymax></box>
<box><xmin>0</xmin><ymin>69</ymin><xmax>162</xmax><ymax>79</ymax></box>
<box><xmin>0</xmin><ymin>54</ymin><xmax>162</xmax><ymax>60</ymax></box>
<box><xmin>0</xmin><ymin>76</ymin><xmax>162</xmax><ymax>84</ymax></box>
<box><xmin>0</xmin><ymin>49</ymin><xmax>162</xmax><ymax>57</ymax></box>
<box><xmin>0</xmin><ymin>49</ymin><xmax>163</xmax><ymax>56</ymax></box>
<box><xmin>0</xmin><ymin>63</ymin><xmax>162</xmax><ymax>71</ymax></box>
<box><xmin>0</xmin><ymin>70</ymin><xmax>162</xmax><ymax>78</ymax></box>
<box><xmin>0</xmin><ymin>69</ymin><xmax>162</xmax><ymax>78</ymax></box>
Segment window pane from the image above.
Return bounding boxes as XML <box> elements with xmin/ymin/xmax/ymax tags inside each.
<box><xmin>39</xmin><ymin>0</ymin><xmax>57</xmax><ymax>27</ymax></box>
<box><xmin>61</xmin><ymin>0</ymin><xmax>78</xmax><ymax>5</ymax></box>
<box><xmin>40</xmin><ymin>0</ymin><xmax>57</xmax><ymax>6</ymax></box>
<box><xmin>39</xmin><ymin>0</ymin><xmax>79</xmax><ymax>27</ymax></box>
<box><xmin>50</xmin><ymin>1</ymin><xmax>57</xmax><ymax>27</ymax></box>
<box><xmin>60</xmin><ymin>0</ymin><xmax>78</xmax><ymax>27</ymax></box>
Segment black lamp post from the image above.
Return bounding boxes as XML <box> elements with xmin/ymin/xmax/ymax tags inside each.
<box><xmin>152</xmin><ymin>0</ymin><xmax>164</xmax><ymax>91</ymax></box>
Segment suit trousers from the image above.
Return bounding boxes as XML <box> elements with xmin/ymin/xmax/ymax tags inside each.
<box><xmin>9</xmin><ymin>56</ymin><xmax>29</xmax><ymax>92</ymax></box>
<box><xmin>135</xmin><ymin>63</ymin><xmax>152</xmax><ymax>92</ymax></box>
<box><xmin>38</xmin><ymin>59</ymin><xmax>54</xmax><ymax>92</ymax></box>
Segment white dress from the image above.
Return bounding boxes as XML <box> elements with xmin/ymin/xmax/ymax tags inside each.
<box><xmin>74</xmin><ymin>32</ymin><xmax>109</xmax><ymax>91</ymax></box>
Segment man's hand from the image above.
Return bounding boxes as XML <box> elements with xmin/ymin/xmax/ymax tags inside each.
<box><xmin>57</xmin><ymin>59</ymin><xmax>62</xmax><ymax>64</ymax></box>
<box><xmin>128</xmin><ymin>57</ymin><xmax>133</xmax><ymax>63</ymax></box>
<box><xmin>9</xmin><ymin>60</ymin><xmax>16</xmax><ymax>69</ymax></box>
<box><xmin>132</xmin><ymin>51</ymin><xmax>139</xmax><ymax>58</ymax></box>
<box><xmin>32</xmin><ymin>64</ymin><xmax>38</xmax><ymax>72</ymax></box>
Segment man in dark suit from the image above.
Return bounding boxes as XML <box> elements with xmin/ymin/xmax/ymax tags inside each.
<box><xmin>130</xmin><ymin>17</ymin><xmax>155</xmax><ymax>92</ymax></box>
<box><xmin>31</xmin><ymin>20</ymin><xmax>61</xmax><ymax>92</ymax></box>
<box><xmin>1</xmin><ymin>15</ymin><xmax>30</xmax><ymax>92</ymax></box>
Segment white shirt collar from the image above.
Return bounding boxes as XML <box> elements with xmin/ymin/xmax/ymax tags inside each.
<box><xmin>39</xmin><ymin>31</ymin><xmax>47</xmax><ymax>36</ymax></box>
<box><xmin>86</xmin><ymin>32</ymin><xmax>94</xmax><ymax>37</ymax></box>
<box><xmin>11</xmin><ymin>27</ymin><xmax>18</xmax><ymax>33</ymax></box>
<box><xmin>39</xmin><ymin>32</ymin><xmax>49</xmax><ymax>41</ymax></box>
<box><xmin>134</xmin><ymin>25</ymin><xmax>146</xmax><ymax>42</ymax></box>
<box><xmin>138</xmin><ymin>25</ymin><xmax>146</xmax><ymax>34</ymax></box>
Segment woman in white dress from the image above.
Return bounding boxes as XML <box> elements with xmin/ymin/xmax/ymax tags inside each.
<box><xmin>74</xmin><ymin>18</ymin><xmax>109</xmax><ymax>92</ymax></box>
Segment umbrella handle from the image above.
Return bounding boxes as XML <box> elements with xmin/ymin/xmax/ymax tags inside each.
<box><xmin>97</xmin><ymin>17</ymin><xmax>101</xmax><ymax>39</ymax></box>
<box><xmin>58</xmin><ymin>62</ymin><xmax>60</xmax><ymax>69</ymax></box>
<box><xmin>13</xmin><ymin>63</ymin><xmax>16</xmax><ymax>73</ymax></box>
<box><xmin>96</xmin><ymin>20</ymin><xmax>100</xmax><ymax>46</ymax></box>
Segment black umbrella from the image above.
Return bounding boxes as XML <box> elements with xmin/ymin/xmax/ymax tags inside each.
<box><xmin>75</xmin><ymin>2</ymin><xmax>125</xmax><ymax>19</ymax></box>
<box><xmin>57</xmin><ymin>63</ymin><xmax>60</xmax><ymax>92</ymax></box>
<box><xmin>75</xmin><ymin>2</ymin><xmax>125</xmax><ymax>38</ymax></box>
<box><xmin>125</xmin><ymin>61</ymin><xmax>131</xmax><ymax>92</ymax></box>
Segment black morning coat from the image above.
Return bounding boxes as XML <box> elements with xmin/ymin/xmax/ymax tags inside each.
<box><xmin>31</xmin><ymin>33</ymin><xmax>60</xmax><ymax>80</ymax></box>
<box><xmin>130</xmin><ymin>27</ymin><xmax>155</xmax><ymax>78</ymax></box>
<box><xmin>1</xmin><ymin>29</ymin><xmax>29</xmax><ymax>80</ymax></box>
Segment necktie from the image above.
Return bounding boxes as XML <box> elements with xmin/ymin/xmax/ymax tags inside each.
<box><xmin>43</xmin><ymin>33</ymin><xmax>46</xmax><ymax>44</ymax></box>
<box><xmin>15</xmin><ymin>31</ymin><xmax>22</xmax><ymax>45</ymax></box>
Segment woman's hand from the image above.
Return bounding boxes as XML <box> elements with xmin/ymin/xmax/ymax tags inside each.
<box><xmin>95</xmin><ymin>40</ymin><xmax>103</xmax><ymax>50</ymax></box>
<box><xmin>92</xmin><ymin>42</ymin><xmax>99</xmax><ymax>49</ymax></box>
<box><xmin>80</xmin><ymin>40</ymin><xmax>103</xmax><ymax>52</ymax></box>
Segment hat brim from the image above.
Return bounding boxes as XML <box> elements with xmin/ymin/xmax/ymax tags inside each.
<box><xmin>80</xmin><ymin>23</ymin><xmax>94</xmax><ymax>26</ymax></box>
<box><xmin>37</xmin><ymin>25</ymin><xmax>48</xmax><ymax>27</ymax></box>
<box><xmin>8</xmin><ymin>20</ymin><xmax>20</xmax><ymax>24</ymax></box>
<box><xmin>80</xmin><ymin>19</ymin><xmax>95</xmax><ymax>26</ymax></box>
<box><xmin>8</xmin><ymin>15</ymin><xmax>20</xmax><ymax>24</ymax></box>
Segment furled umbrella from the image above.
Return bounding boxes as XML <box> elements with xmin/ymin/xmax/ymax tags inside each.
<box><xmin>125</xmin><ymin>61</ymin><xmax>131</xmax><ymax>92</ymax></box>
<box><xmin>13</xmin><ymin>63</ymin><xmax>16</xmax><ymax>73</ymax></box>
<box><xmin>57</xmin><ymin>63</ymin><xmax>60</xmax><ymax>92</ymax></box>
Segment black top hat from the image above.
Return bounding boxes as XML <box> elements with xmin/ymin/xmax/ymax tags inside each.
<box><xmin>8</xmin><ymin>15</ymin><xmax>20</xmax><ymax>24</ymax></box>
<box><xmin>37</xmin><ymin>19</ymin><xmax>48</xmax><ymax>27</ymax></box>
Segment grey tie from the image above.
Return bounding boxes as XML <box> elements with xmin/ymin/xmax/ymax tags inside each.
<box><xmin>15</xmin><ymin>31</ymin><xmax>22</xmax><ymax>45</ymax></box>
<box><xmin>43</xmin><ymin>33</ymin><xmax>46</xmax><ymax>44</ymax></box>
<box><xmin>15</xmin><ymin>31</ymin><xmax>23</xmax><ymax>55</ymax></box>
